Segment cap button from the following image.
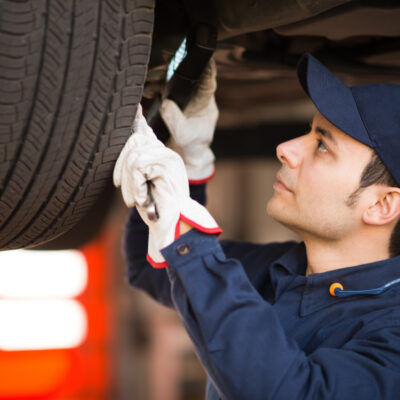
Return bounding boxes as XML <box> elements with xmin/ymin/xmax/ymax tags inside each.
<box><xmin>176</xmin><ymin>243</ymin><xmax>190</xmax><ymax>256</ymax></box>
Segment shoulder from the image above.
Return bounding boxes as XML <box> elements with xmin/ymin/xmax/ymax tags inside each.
<box><xmin>358</xmin><ymin>306</ymin><xmax>400</xmax><ymax>335</ymax></box>
<box><xmin>342</xmin><ymin>309</ymin><xmax>400</xmax><ymax>369</ymax></box>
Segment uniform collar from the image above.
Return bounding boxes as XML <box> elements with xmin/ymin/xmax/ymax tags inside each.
<box><xmin>268</xmin><ymin>242</ymin><xmax>307</xmax><ymax>300</ymax></box>
<box><xmin>269</xmin><ymin>242</ymin><xmax>400</xmax><ymax>316</ymax></box>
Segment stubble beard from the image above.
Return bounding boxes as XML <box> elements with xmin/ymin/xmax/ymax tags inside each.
<box><xmin>266</xmin><ymin>195</ymin><xmax>347</xmax><ymax>241</ymax></box>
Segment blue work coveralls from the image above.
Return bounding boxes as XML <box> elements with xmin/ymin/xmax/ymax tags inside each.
<box><xmin>124</xmin><ymin>184</ymin><xmax>400</xmax><ymax>400</ymax></box>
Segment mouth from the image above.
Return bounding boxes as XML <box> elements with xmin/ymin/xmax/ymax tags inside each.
<box><xmin>274</xmin><ymin>173</ymin><xmax>292</xmax><ymax>192</ymax></box>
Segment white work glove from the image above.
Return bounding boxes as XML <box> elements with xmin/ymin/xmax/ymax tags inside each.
<box><xmin>160</xmin><ymin>59</ymin><xmax>219</xmax><ymax>184</ymax></box>
<box><xmin>113</xmin><ymin>105</ymin><xmax>221</xmax><ymax>268</ymax></box>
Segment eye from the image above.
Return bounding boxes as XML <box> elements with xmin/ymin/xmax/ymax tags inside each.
<box><xmin>317</xmin><ymin>139</ymin><xmax>328</xmax><ymax>153</ymax></box>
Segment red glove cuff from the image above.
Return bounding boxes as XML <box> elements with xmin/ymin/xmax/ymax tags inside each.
<box><xmin>146</xmin><ymin>213</ymin><xmax>222</xmax><ymax>269</ymax></box>
<box><xmin>188</xmin><ymin>167</ymin><xmax>216</xmax><ymax>185</ymax></box>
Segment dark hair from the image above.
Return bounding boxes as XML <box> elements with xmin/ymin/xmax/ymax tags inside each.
<box><xmin>346</xmin><ymin>151</ymin><xmax>400</xmax><ymax>257</ymax></box>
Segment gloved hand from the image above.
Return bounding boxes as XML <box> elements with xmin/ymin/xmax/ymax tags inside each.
<box><xmin>114</xmin><ymin>105</ymin><xmax>221</xmax><ymax>268</ymax></box>
<box><xmin>160</xmin><ymin>59</ymin><xmax>219</xmax><ymax>184</ymax></box>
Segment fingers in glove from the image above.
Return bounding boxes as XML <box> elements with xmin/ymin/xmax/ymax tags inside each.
<box><xmin>119</xmin><ymin>163</ymin><xmax>160</xmax><ymax>209</ymax></box>
<box><xmin>119</xmin><ymin>164</ymin><xmax>138</xmax><ymax>207</ymax></box>
<box><xmin>113</xmin><ymin>139</ymin><xmax>130</xmax><ymax>187</ymax></box>
<box><xmin>126</xmin><ymin>145</ymin><xmax>184</xmax><ymax>181</ymax></box>
<box><xmin>197</xmin><ymin>58</ymin><xmax>217</xmax><ymax>96</ymax></box>
<box><xmin>135</xmin><ymin>204</ymin><xmax>151</xmax><ymax>226</ymax></box>
<box><xmin>132</xmin><ymin>104</ymin><xmax>158</xmax><ymax>139</ymax></box>
<box><xmin>115</xmin><ymin>130</ymin><xmax>165</xmax><ymax>187</ymax></box>
<box><xmin>115</xmin><ymin>105</ymin><xmax>160</xmax><ymax>186</ymax></box>
<box><xmin>117</xmin><ymin>146</ymin><xmax>165</xmax><ymax>206</ymax></box>
<box><xmin>128</xmin><ymin>148</ymin><xmax>189</xmax><ymax>202</ymax></box>
<box><xmin>116</xmin><ymin>140</ymin><xmax>163</xmax><ymax>206</ymax></box>
<box><xmin>131</xmin><ymin>132</ymin><xmax>165</xmax><ymax>151</ymax></box>
<box><xmin>116</xmin><ymin>134</ymin><xmax>189</xmax><ymax>210</ymax></box>
<box><xmin>131</xmin><ymin>103</ymin><xmax>143</xmax><ymax>133</ymax></box>
<box><xmin>160</xmin><ymin>59</ymin><xmax>217</xmax><ymax>130</ymax></box>
<box><xmin>183</xmin><ymin>59</ymin><xmax>217</xmax><ymax>117</ymax></box>
<box><xmin>160</xmin><ymin>98</ymin><xmax>186</xmax><ymax>137</ymax></box>
<box><xmin>131</xmin><ymin>168</ymin><xmax>148</xmax><ymax>206</ymax></box>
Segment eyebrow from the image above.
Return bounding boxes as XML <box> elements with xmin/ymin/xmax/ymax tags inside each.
<box><xmin>314</xmin><ymin>125</ymin><xmax>338</xmax><ymax>147</ymax></box>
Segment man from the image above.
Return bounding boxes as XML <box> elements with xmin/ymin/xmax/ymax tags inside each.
<box><xmin>114</xmin><ymin>54</ymin><xmax>400</xmax><ymax>399</ymax></box>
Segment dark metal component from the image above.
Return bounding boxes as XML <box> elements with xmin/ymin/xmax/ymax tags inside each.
<box><xmin>154</xmin><ymin>0</ymin><xmax>399</xmax><ymax>42</ymax></box>
<box><xmin>165</xmin><ymin>24</ymin><xmax>217</xmax><ymax>109</ymax></box>
<box><xmin>145</xmin><ymin>24</ymin><xmax>217</xmax><ymax>143</ymax></box>
<box><xmin>276</xmin><ymin>2</ymin><xmax>400</xmax><ymax>40</ymax></box>
<box><xmin>180</xmin><ymin>0</ymin><xmax>354</xmax><ymax>40</ymax></box>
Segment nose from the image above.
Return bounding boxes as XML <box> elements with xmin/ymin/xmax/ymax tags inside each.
<box><xmin>276</xmin><ymin>137</ymin><xmax>303</xmax><ymax>168</ymax></box>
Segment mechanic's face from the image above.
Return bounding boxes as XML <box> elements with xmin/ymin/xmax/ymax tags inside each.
<box><xmin>266</xmin><ymin>113</ymin><xmax>373</xmax><ymax>241</ymax></box>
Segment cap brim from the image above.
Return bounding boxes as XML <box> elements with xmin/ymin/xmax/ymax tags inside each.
<box><xmin>297</xmin><ymin>54</ymin><xmax>372</xmax><ymax>148</ymax></box>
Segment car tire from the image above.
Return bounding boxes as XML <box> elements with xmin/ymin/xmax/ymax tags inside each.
<box><xmin>0</xmin><ymin>0</ymin><xmax>154</xmax><ymax>249</ymax></box>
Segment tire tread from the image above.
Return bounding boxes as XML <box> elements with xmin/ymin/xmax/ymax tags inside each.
<box><xmin>0</xmin><ymin>0</ymin><xmax>154</xmax><ymax>249</ymax></box>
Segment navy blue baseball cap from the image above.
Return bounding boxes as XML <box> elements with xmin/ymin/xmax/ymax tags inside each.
<box><xmin>297</xmin><ymin>53</ymin><xmax>400</xmax><ymax>186</ymax></box>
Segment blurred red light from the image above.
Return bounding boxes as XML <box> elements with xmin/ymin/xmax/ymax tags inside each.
<box><xmin>0</xmin><ymin>234</ymin><xmax>111</xmax><ymax>399</ymax></box>
<box><xmin>0</xmin><ymin>349</ymin><xmax>82</xmax><ymax>399</ymax></box>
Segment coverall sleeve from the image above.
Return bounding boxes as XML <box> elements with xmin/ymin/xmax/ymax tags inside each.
<box><xmin>124</xmin><ymin>207</ymin><xmax>173</xmax><ymax>307</ymax></box>
<box><xmin>123</xmin><ymin>184</ymin><xmax>209</xmax><ymax>307</ymax></box>
<box><xmin>123</xmin><ymin>183</ymin><xmax>264</xmax><ymax>307</ymax></box>
<box><xmin>161</xmin><ymin>230</ymin><xmax>400</xmax><ymax>400</ymax></box>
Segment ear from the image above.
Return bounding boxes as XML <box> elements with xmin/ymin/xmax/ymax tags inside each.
<box><xmin>362</xmin><ymin>187</ymin><xmax>400</xmax><ymax>226</ymax></box>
